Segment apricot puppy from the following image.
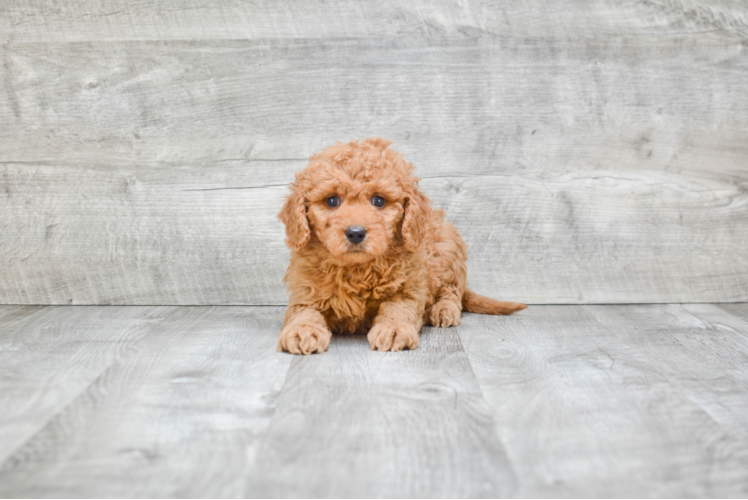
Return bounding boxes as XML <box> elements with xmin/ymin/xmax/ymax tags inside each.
<box><xmin>278</xmin><ymin>138</ymin><xmax>526</xmax><ymax>354</ymax></box>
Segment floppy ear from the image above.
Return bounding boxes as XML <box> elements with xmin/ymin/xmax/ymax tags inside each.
<box><xmin>278</xmin><ymin>187</ymin><xmax>310</xmax><ymax>251</ymax></box>
<box><xmin>401</xmin><ymin>184</ymin><xmax>433</xmax><ymax>251</ymax></box>
<box><xmin>363</xmin><ymin>137</ymin><xmax>393</xmax><ymax>150</ymax></box>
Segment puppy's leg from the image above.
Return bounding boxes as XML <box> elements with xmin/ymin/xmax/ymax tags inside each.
<box><xmin>424</xmin><ymin>219</ymin><xmax>467</xmax><ymax>328</ymax></box>
<box><xmin>278</xmin><ymin>307</ymin><xmax>332</xmax><ymax>355</ymax></box>
<box><xmin>428</xmin><ymin>286</ymin><xmax>462</xmax><ymax>327</ymax></box>
<box><xmin>368</xmin><ymin>298</ymin><xmax>424</xmax><ymax>352</ymax></box>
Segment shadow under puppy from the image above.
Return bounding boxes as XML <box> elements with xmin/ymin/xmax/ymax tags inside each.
<box><xmin>278</xmin><ymin>137</ymin><xmax>526</xmax><ymax>354</ymax></box>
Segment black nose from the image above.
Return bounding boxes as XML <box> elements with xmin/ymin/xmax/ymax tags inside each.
<box><xmin>345</xmin><ymin>226</ymin><xmax>367</xmax><ymax>244</ymax></box>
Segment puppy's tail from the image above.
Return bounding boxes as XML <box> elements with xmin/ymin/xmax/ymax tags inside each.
<box><xmin>462</xmin><ymin>289</ymin><xmax>527</xmax><ymax>315</ymax></box>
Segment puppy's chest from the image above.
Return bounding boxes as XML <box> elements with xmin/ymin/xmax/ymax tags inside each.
<box><xmin>315</xmin><ymin>265</ymin><xmax>405</xmax><ymax>330</ymax></box>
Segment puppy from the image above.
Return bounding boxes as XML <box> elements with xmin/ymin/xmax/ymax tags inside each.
<box><xmin>278</xmin><ymin>138</ymin><xmax>526</xmax><ymax>354</ymax></box>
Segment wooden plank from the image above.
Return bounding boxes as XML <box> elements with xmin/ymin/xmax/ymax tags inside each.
<box><xmin>718</xmin><ymin>303</ymin><xmax>748</xmax><ymax>324</ymax></box>
<box><xmin>427</xmin><ymin>167</ymin><xmax>748</xmax><ymax>304</ymax></box>
<box><xmin>245</xmin><ymin>328</ymin><xmax>517</xmax><ymax>498</ymax></box>
<box><xmin>0</xmin><ymin>304</ymin><xmax>46</xmax><ymax>326</ymax></box>
<box><xmin>0</xmin><ymin>305</ymin><xmax>174</xmax><ymax>465</ymax></box>
<box><xmin>2</xmin><ymin>303</ymin><xmax>747</xmax><ymax>496</ymax></box>
<box><xmin>2</xmin><ymin>37</ymin><xmax>747</xmax><ymax>166</ymax></box>
<box><xmin>1</xmin><ymin>158</ymin><xmax>746</xmax><ymax>305</ymax></box>
<box><xmin>0</xmin><ymin>161</ymin><xmax>296</xmax><ymax>305</ymax></box>
<box><xmin>458</xmin><ymin>305</ymin><xmax>748</xmax><ymax>497</ymax></box>
<box><xmin>675</xmin><ymin>303</ymin><xmax>748</xmax><ymax>438</ymax></box>
<box><xmin>0</xmin><ymin>306</ymin><xmax>292</xmax><ymax>498</ymax></box>
<box><xmin>2</xmin><ymin>0</ymin><xmax>746</xmax><ymax>42</ymax></box>
<box><xmin>1</xmin><ymin>34</ymin><xmax>746</xmax><ymax>304</ymax></box>
<box><xmin>685</xmin><ymin>303</ymin><xmax>748</xmax><ymax>340</ymax></box>
<box><xmin>584</xmin><ymin>304</ymin><xmax>748</xmax><ymax>495</ymax></box>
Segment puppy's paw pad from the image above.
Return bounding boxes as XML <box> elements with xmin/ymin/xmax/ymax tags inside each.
<box><xmin>429</xmin><ymin>300</ymin><xmax>461</xmax><ymax>327</ymax></box>
<box><xmin>367</xmin><ymin>322</ymin><xmax>419</xmax><ymax>352</ymax></box>
<box><xmin>278</xmin><ymin>323</ymin><xmax>331</xmax><ymax>355</ymax></box>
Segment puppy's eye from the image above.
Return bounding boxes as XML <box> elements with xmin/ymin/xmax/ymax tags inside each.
<box><xmin>326</xmin><ymin>195</ymin><xmax>340</xmax><ymax>208</ymax></box>
<box><xmin>371</xmin><ymin>196</ymin><xmax>386</xmax><ymax>208</ymax></box>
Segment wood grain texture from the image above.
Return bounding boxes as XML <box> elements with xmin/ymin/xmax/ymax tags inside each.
<box><xmin>1</xmin><ymin>159</ymin><xmax>746</xmax><ymax>304</ymax></box>
<box><xmin>685</xmin><ymin>303</ymin><xmax>748</xmax><ymax>341</ymax></box>
<box><xmin>0</xmin><ymin>306</ymin><xmax>292</xmax><ymax>498</ymax></box>
<box><xmin>2</xmin><ymin>0</ymin><xmax>746</xmax><ymax>42</ymax></box>
<box><xmin>458</xmin><ymin>305</ymin><xmax>748</xmax><ymax>497</ymax></box>
<box><xmin>2</xmin><ymin>30</ymin><xmax>747</xmax><ymax>304</ymax></box>
<box><xmin>718</xmin><ymin>302</ymin><xmax>748</xmax><ymax>324</ymax></box>
<box><xmin>2</xmin><ymin>304</ymin><xmax>747</xmax><ymax>497</ymax></box>
<box><xmin>0</xmin><ymin>161</ymin><xmax>296</xmax><ymax>305</ymax></box>
<box><xmin>0</xmin><ymin>305</ymin><xmax>173</xmax><ymax>465</ymax></box>
<box><xmin>245</xmin><ymin>328</ymin><xmax>517</xmax><ymax>498</ymax></box>
<box><xmin>3</xmin><ymin>37</ymin><xmax>748</xmax><ymax>166</ymax></box>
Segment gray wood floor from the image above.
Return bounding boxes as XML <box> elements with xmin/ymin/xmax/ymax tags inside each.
<box><xmin>1</xmin><ymin>304</ymin><xmax>747</xmax><ymax>498</ymax></box>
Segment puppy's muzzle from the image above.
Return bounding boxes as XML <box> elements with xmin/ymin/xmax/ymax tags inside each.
<box><xmin>345</xmin><ymin>226</ymin><xmax>367</xmax><ymax>245</ymax></box>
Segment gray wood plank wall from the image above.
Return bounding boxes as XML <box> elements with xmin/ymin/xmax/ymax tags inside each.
<box><xmin>1</xmin><ymin>1</ymin><xmax>747</xmax><ymax>305</ymax></box>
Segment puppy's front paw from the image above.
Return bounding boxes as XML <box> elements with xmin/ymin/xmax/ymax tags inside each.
<box><xmin>429</xmin><ymin>300</ymin><xmax>461</xmax><ymax>327</ymax></box>
<box><xmin>367</xmin><ymin>322</ymin><xmax>419</xmax><ymax>352</ymax></box>
<box><xmin>278</xmin><ymin>323</ymin><xmax>331</xmax><ymax>355</ymax></box>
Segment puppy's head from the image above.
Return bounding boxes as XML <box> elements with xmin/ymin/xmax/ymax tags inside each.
<box><xmin>279</xmin><ymin>137</ymin><xmax>432</xmax><ymax>264</ymax></box>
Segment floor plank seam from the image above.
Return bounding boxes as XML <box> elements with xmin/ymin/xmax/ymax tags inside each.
<box><xmin>452</xmin><ymin>322</ymin><xmax>521</xmax><ymax>487</ymax></box>
<box><xmin>0</xmin><ymin>306</ymin><xmax>182</xmax><ymax>472</ymax></box>
<box><xmin>241</xmin><ymin>350</ymin><xmax>296</xmax><ymax>484</ymax></box>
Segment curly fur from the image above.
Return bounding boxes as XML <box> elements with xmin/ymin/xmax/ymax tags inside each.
<box><xmin>278</xmin><ymin>138</ymin><xmax>526</xmax><ymax>354</ymax></box>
